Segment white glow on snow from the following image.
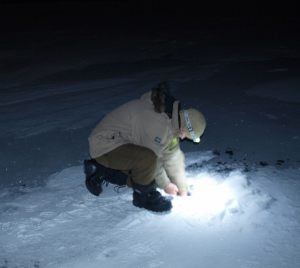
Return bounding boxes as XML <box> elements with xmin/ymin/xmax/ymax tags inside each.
<box><xmin>172</xmin><ymin>172</ymin><xmax>240</xmax><ymax>218</ymax></box>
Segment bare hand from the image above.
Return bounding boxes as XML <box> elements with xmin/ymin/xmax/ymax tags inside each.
<box><xmin>178</xmin><ymin>191</ymin><xmax>188</xmax><ymax>197</ymax></box>
<box><xmin>164</xmin><ymin>183</ymin><xmax>179</xmax><ymax>195</ymax></box>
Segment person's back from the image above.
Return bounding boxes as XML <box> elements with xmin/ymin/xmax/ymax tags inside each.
<box><xmin>89</xmin><ymin>92</ymin><xmax>175</xmax><ymax>159</ymax></box>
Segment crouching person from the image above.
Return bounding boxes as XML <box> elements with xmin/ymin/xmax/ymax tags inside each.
<box><xmin>84</xmin><ymin>82</ymin><xmax>206</xmax><ymax>212</ymax></box>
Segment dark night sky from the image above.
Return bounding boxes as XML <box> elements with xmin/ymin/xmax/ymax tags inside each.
<box><xmin>0</xmin><ymin>0</ymin><xmax>299</xmax><ymax>89</ymax></box>
<box><xmin>1</xmin><ymin>0</ymin><xmax>299</xmax><ymax>34</ymax></box>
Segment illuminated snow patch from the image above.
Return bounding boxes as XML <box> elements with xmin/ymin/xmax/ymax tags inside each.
<box><xmin>172</xmin><ymin>171</ymin><xmax>247</xmax><ymax>218</ymax></box>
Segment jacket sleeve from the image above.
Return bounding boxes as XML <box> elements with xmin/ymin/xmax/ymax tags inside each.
<box><xmin>154</xmin><ymin>160</ymin><xmax>171</xmax><ymax>190</ymax></box>
<box><xmin>155</xmin><ymin>138</ymin><xmax>188</xmax><ymax>193</ymax></box>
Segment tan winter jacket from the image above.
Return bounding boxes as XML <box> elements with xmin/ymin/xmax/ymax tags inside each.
<box><xmin>88</xmin><ymin>92</ymin><xmax>188</xmax><ymax>192</ymax></box>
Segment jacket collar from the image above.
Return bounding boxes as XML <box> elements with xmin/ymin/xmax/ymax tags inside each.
<box><xmin>141</xmin><ymin>91</ymin><xmax>181</xmax><ymax>134</ymax></box>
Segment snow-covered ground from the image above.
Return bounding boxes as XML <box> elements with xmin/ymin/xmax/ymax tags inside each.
<box><xmin>1</xmin><ymin>7</ymin><xmax>300</xmax><ymax>267</ymax></box>
<box><xmin>1</xmin><ymin>157</ymin><xmax>300</xmax><ymax>268</ymax></box>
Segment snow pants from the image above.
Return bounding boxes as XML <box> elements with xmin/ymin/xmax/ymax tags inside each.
<box><xmin>95</xmin><ymin>144</ymin><xmax>158</xmax><ymax>186</ymax></box>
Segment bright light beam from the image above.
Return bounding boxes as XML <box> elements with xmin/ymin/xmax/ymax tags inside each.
<box><xmin>172</xmin><ymin>173</ymin><xmax>239</xmax><ymax>218</ymax></box>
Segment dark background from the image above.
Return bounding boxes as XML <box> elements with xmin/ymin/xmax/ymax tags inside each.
<box><xmin>1</xmin><ymin>1</ymin><xmax>299</xmax><ymax>34</ymax></box>
<box><xmin>1</xmin><ymin>0</ymin><xmax>299</xmax><ymax>76</ymax></box>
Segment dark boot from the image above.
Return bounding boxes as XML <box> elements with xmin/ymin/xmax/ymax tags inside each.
<box><xmin>84</xmin><ymin>159</ymin><xmax>127</xmax><ymax>196</ymax></box>
<box><xmin>132</xmin><ymin>181</ymin><xmax>172</xmax><ymax>212</ymax></box>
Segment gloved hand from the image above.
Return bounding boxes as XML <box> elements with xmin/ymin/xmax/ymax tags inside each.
<box><xmin>164</xmin><ymin>183</ymin><xmax>179</xmax><ymax>195</ymax></box>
